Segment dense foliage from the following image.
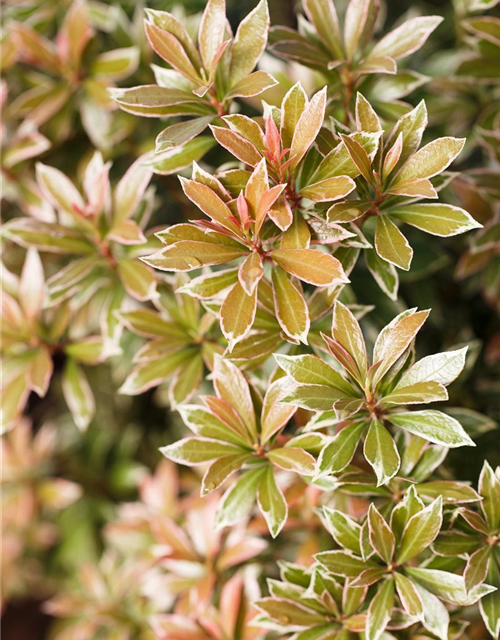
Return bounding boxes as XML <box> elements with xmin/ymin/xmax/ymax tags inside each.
<box><xmin>1</xmin><ymin>0</ymin><xmax>500</xmax><ymax>639</ymax></box>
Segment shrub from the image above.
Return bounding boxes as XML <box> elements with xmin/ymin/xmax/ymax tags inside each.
<box><xmin>1</xmin><ymin>0</ymin><xmax>499</xmax><ymax>639</ymax></box>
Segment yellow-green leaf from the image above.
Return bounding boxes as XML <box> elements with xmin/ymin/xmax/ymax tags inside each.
<box><xmin>364</xmin><ymin>419</ymin><xmax>400</xmax><ymax>486</ymax></box>
<box><xmin>220</xmin><ymin>280</ymin><xmax>257</xmax><ymax>349</ymax></box>
<box><xmin>396</xmin><ymin>137</ymin><xmax>465</xmax><ymax>183</ymax></box>
<box><xmin>270</xmin><ymin>248</ymin><xmax>348</xmax><ymax>286</ymax></box>
<box><xmin>257</xmin><ymin>466</ymin><xmax>288</xmax><ymax>537</ymax></box>
<box><xmin>375</xmin><ymin>216</ymin><xmax>413</xmax><ymax>271</ymax></box>
<box><xmin>272</xmin><ymin>266</ymin><xmax>310</xmax><ymax>343</ymax></box>
<box><xmin>390</xmin><ymin>204</ymin><xmax>482</xmax><ymax>237</ymax></box>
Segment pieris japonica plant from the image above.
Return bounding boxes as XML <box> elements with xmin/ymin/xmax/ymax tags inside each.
<box><xmin>1</xmin><ymin>0</ymin><xmax>499</xmax><ymax>639</ymax></box>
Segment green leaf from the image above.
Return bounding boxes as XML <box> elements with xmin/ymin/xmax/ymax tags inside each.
<box><xmin>180</xmin><ymin>176</ymin><xmax>240</xmax><ymax>234</ymax></box>
<box><xmin>147</xmin><ymin>137</ymin><xmax>217</xmax><ymax>175</ymax></box>
<box><xmin>339</xmin><ymin>133</ymin><xmax>373</xmax><ymax>183</ymax></box>
<box><xmin>178</xmin><ymin>404</ymin><xmax>250</xmax><ymax>446</ymax></box>
<box><xmin>46</xmin><ymin>255</ymin><xmax>97</xmax><ymax>296</ymax></box>
<box><xmin>299</xmin><ymin>175</ymin><xmax>356</xmax><ymax>202</ymax></box>
<box><xmin>397</xmin><ymin>496</ymin><xmax>442</xmax><ymax>563</ymax></box>
<box><xmin>168</xmin><ymin>354</ymin><xmax>204</xmax><ymax>408</ymax></box>
<box><xmin>213</xmin><ymin>355</ymin><xmax>257</xmax><ymax>440</ymax></box>
<box><xmin>110</xmin><ymin>85</ymin><xmax>201</xmax><ymax>109</ymax></box>
<box><xmin>229</xmin><ymin>0</ymin><xmax>270</xmax><ymax>85</ymax></box>
<box><xmin>226</xmin><ymin>70</ymin><xmax>278</xmax><ymax>99</ymax></box>
<box><xmin>281</xmin><ymin>82</ymin><xmax>308</xmax><ymax>148</ymax></box>
<box><xmin>315</xmin><ymin>550</ymin><xmax>371</xmax><ymax>577</ymax></box>
<box><xmin>332</xmin><ymin>301</ymin><xmax>368</xmax><ymax>378</ymax></box>
<box><xmin>258</xmin><ymin>466</ymin><xmax>288</xmax><ymax>538</ymax></box>
<box><xmin>396</xmin><ymin>136</ymin><xmax>465</xmax><ymax>183</ymax></box>
<box><xmin>383</xmin><ymin>132</ymin><xmax>403</xmax><ymax>179</ymax></box>
<box><xmin>303</xmin><ymin>0</ymin><xmax>343</xmax><ymax>59</ymax></box>
<box><xmin>364</xmin><ymin>419</ymin><xmax>400</xmax><ymax>486</ymax></box>
<box><xmin>256</xmin><ymin>597</ymin><xmax>326</xmax><ymax>626</ymax></box>
<box><xmin>313</xmin><ymin>131</ymin><xmax>382</xmax><ymax>182</ymax></box>
<box><xmin>351</xmin><ymin>566</ymin><xmax>388</xmax><ymax>587</ymax></box>
<box><xmin>395</xmin><ymin>572</ymin><xmax>424</xmax><ymax>618</ymax></box>
<box><xmin>387</xmin><ymin>100</ymin><xmax>427</xmax><ymax>164</ymax></box>
<box><xmin>414</xmin><ymin>583</ymin><xmax>449</xmax><ymax>640</ymax></box>
<box><xmin>176</xmin><ymin>267</ymin><xmax>239</xmax><ymax>299</ymax></box>
<box><xmin>390</xmin><ymin>410</ymin><xmax>475</xmax><ymax>448</ymax></box>
<box><xmin>119</xmin><ymin>348</ymin><xmax>194</xmax><ymax>395</ymax></box>
<box><xmin>290</xmin><ymin>87</ymin><xmax>327</xmax><ymax>170</ymax></box>
<box><xmin>479</xmin><ymin>461</ymin><xmax>500</xmax><ymax>531</ymax></box>
<box><xmin>201</xmin><ymin>453</ymin><xmax>251</xmax><ymax>495</ymax></box>
<box><xmin>36</xmin><ymin>162</ymin><xmax>84</xmax><ymax>214</ymax></box>
<box><xmin>91</xmin><ymin>47</ymin><xmax>139</xmax><ymax>81</ymax></box>
<box><xmin>160</xmin><ymin>436</ymin><xmax>244</xmax><ymax>466</ymax></box>
<box><xmin>386</xmin><ymin>177</ymin><xmax>437</xmax><ymax>198</ymax></box>
<box><xmin>145</xmin><ymin>22</ymin><xmax>201</xmax><ymax>84</ymax></box>
<box><xmin>368</xmin><ymin>504</ymin><xmax>395</xmax><ymax>563</ymax></box>
<box><xmin>210</xmin><ymin>126</ymin><xmax>262</xmax><ymax>166</ymax></box>
<box><xmin>465</xmin><ymin>547</ymin><xmax>491</xmax><ymax>593</ymax></box>
<box><xmin>390</xmin><ymin>204</ymin><xmax>481</xmax><ymax>237</ymax></box>
<box><xmin>108</xmin><ymin>220</ymin><xmax>146</xmax><ymax>245</ymax></box>
<box><xmin>390</xmin><ymin>484</ymin><xmax>424</xmax><ymax>540</ymax></box>
<box><xmin>0</xmin><ymin>374</ymin><xmax>29</xmax><ymax>434</ymax></box>
<box><xmin>3</xmin><ymin>219</ymin><xmax>94</xmax><ymax>255</ymax></box>
<box><xmin>220</xmin><ymin>281</ymin><xmax>257</xmax><ymax>350</ymax></box>
<box><xmin>274</xmin><ymin>354</ymin><xmax>354</xmax><ymax>396</ymax></box>
<box><xmin>267</xmin><ymin>447</ymin><xmax>316</xmax><ymax>475</ymax></box>
<box><xmin>62</xmin><ymin>359</ymin><xmax>95</xmax><ymax>431</ymax></box>
<box><xmin>432</xmin><ymin>531</ymin><xmax>481</xmax><ymax>557</ymax></box>
<box><xmin>416</xmin><ymin>480</ymin><xmax>480</xmax><ymax>504</ymax></box>
<box><xmin>316</xmin><ymin>421</ymin><xmax>368</xmax><ymax>475</ymax></box>
<box><xmin>28</xmin><ymin>348</ymin><xmax>53</xmax><ymax>397</ymax></box>
<box><xmin>397</xmin><ymin>347</ymin><xmax>468</xmax><ymax>388</ymax></box>
<box><xmin>143</xmin><ymin>241</ymin><xmax>247</xmax><ymax>271</ymax></box>
<box><xmin>155</xmin><ymin>116</ymin><xmax>214</xmax><ymax>151</ymax></box>
<box><xmin>322</xmin><ymin>506</ymin><xmax>361</xmax><ymax>554</ymax></box>
<box><xmin>271</xmin><ymin>248</ymin><xmax>348</xmax><ymax>286</ymax></box>
<box><xmin>216</xmin><ymin>466</ymin><xmax>267</xmax><ymax>528</ymax></box>
<box><xmin>372</xmin><ymin>309</ymin><xmax>429</xmax><ymax>384</ymax></box>
<box><xmin>479</xmin><ymin>558</ymin><xmax>500</xmax><ymax>639</ymax></box>
<box><xmin>375</xmin><ymin>216</ymin><xmax>413</xmax><ymax>271</ymax></box>
<box><xmin>116</xmin><ymin>309</ymin><xmax>188</xmax><ymax>340</ymax></box>
<box><xmin>369</xmin><ymin>16</ymin><xmax>443</xmax><ymax>61</ymax></box>
<box><xmin>282</xmin><ymin>384</ymin><xmax>347</xmax><ymax>411</ymax></box>
<box><xmin>366</xmin><ymin>578</ymin><xmax>395</xmax><ymax>640</ymax></box>
<box><xmin>144</xmin><ymin>9</ymin><xmax>202</xmax><ymax>71</ymax></box>
<box><xmin>237</xmin><ymin>252</ymin><xmax>264</xmax><ymax>296</ymax></box>
<box><xmin>261</xmin><ymin>377</ymin><xmax>297</xmax><ymax>445</ymax></box>
<box><xmin>355</xmin><ymin>93</ymin><xmax>382</xmax><ymax>133</ymax></box>
<box><xmin>198</xmin><ymin>0</ymin><xmax>226</xmax><ymax>70</ymax></box>
<box><xmin>272</xmin><ymin>266</ymin><xmax>310</xmax><ymax>343</ymax></box>
<box><xmin>344</xmin><ymin>0</ymin><xmax>378</xmax><ymax>59</ymax></box>
<box><xmin>406</xmin><ymin>566</ymin><xmax>496</xmax><ymax>606</ymax></box>
<box><xmin>10</xmin><ymin>23</ymin><xmax>59</xmax><ymax>72</ymax></box>
<box><xmin>383</xmin><ymin>381</ymin><xmax>448</xmax><ymax>405</ymax></box>
<box><xmin>117</xmin><ymin>258</ymin><xmax>157</xmax><ymax>301</ymax></box>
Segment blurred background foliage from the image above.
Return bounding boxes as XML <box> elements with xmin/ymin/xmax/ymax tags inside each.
<box><xmin>1</xmin><ymin>0</ymin><xmax>499</xmax><ymax>638</ymax></box>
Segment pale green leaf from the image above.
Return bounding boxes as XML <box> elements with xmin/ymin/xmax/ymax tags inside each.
<box><xmin>160</xmin><ymin>436</ymin><xmax>244</xmax><ymax>466</ymax></box>
<box><xmin>397</xmin><ymin>496</ymin><xmax>443</xmax><ymax>563</ymax></box>
<box><xmin>375</xmin><ymin>216</ymin><xmax>413</xmax><ymax>271</ymax></box>
<box><xmin>366</xmin><ymin>578</ymin><xmax>395</xmax><ymax>640</ymax></box>
<box><xmin>364</xmin><ymin>419</ymin><xmax>400</xmax><ymax>485</ymax></box>
<box><xmin>390</xmin><ymin>410</ymin><xmax>475</xmax><ymax>448</ymax></box>
<box><xmin>258</xmin><ymin>466</ymin><xmax>288</xmax><ymax>537</ymax></box>
<box><xmin>390</xmin><ymin>204</ymin><xmax>481</xmax><ymax>237</ymax></box>
<box><xmin>216</xmin><ymin>466</ymin><xmax>267</xmax><ymax>528</ymax></box>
